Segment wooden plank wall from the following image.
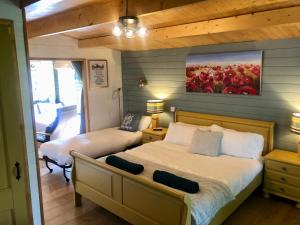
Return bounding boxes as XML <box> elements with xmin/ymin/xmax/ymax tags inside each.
<box><xmin>122</xmin><ymin>38</ymin><xmax>300</xmax><ymax>151</ymax></box>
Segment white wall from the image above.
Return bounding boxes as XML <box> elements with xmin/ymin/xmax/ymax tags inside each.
<box><xmin>28</xmin><ymin>35</ymin><xmax>123</xmax><ymax>131</ymax></box>
<box><xmin>0</xmin><ymin>0</ymin><xmax>42</xmax><ymax>224</ymax></box>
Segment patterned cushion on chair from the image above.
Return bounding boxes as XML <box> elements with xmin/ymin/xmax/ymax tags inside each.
<box><xmin>36</xmin><ymin>133</ymin><xmax>51</xmax><ymax>143</ymax></box>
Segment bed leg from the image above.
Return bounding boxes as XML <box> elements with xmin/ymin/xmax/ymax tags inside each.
<box><xmin>45</xmin><ymin>158</ymin><xmax>53</xmax><ymax>173</ymax></box>
<box><xmin>63</xmin><ymin>167</ymin><xmax>70</xmax><ymax>182</ymax></box>
<box><xmin>74</xmin><ymin>192</ymin><xmax>82</xmax><ymax>207</ymax></box>
<box><xmin>263</xmin><ymin>191</ymin><xmax>270</xmax><ymax>199</ymax></box>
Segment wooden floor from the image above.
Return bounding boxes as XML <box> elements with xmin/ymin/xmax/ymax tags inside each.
<box><xmin>40</xmin><ymin>161</ymin><xmax>300</xmax><ymax>225</ymax></box>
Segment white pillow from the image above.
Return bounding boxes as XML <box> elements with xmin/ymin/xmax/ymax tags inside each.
<box><xmin>176</xmin><ymin>122</ymin><xmax>211</xmax><ymax>131</ymax></box>
<box><xmin>138</xmin><ymin>116</ymin><xmax>152</xmax><ymax>131</ymax></box>
<box><xmin>212</xmin><ymin>124</ymin><xmax>264</xmax><ymax>159</ymax></box>
<box><xmin>164</xmin><ymin>122</ymin><xmax>197</xmax><ymax>146</ymax></box>
<box><xmin>188</xmin><ymin>129</ymin><xmax>223</xmax><ymax>156</ymax></box>
<box><xmin>211</xmin><ymin>124</ymin><xmax>228</xmax><ymax>132</ymax></box>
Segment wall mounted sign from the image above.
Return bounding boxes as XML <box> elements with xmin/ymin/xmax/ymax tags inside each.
<box><xmin>88</xmin><ymin>60</ymin><xmax>108</xmax><ymax>88</ymax></box>
<box><xmin>186</xmin><ymin>51</ymin><xmax>262</xmax><ymax>95</ymax></box>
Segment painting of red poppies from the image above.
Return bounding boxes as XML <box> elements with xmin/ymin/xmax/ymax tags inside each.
<box><xmin>186</xmin><ymin>51</ymin><xmax>262</xmax><ymax>95</ymax></box>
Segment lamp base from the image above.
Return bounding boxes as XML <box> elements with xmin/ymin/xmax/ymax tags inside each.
<box><xmin>151</xmin><ymin>114</ymin><xmax>159</xmax><ymax>129</ymax></box>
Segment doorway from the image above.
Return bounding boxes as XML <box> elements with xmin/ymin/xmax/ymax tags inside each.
<box><xmin>29</xmin><ymin>58</ymin><xmax>88</xmax><ymax>208</ymax></box>
<box><xmin>30</xmin><ymin>59</ymin><xmax>85</xmax><ymax>142</ymax></box>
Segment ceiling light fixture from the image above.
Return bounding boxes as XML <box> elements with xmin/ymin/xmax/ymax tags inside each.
<box><xmin>112</xmin><ymin>0</ymin><xmax>147</xmax><ymax>38</ymax></box>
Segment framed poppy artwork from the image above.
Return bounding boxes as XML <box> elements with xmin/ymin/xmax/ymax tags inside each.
<box><xmin>186</xmin><ymin>51</ymin><xmax>262</xmax><ymax>95</ymax></box>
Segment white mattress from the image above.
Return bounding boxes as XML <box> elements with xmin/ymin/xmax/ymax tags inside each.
<box><xmin>40</xmin><ymin>127</ymin><xmax>142</xmax><ymax>165</ymax></box>
<box><xmin>125</xmin><ymin>141</ymin><xmax>263</xmax><ymax>196</ymax></box>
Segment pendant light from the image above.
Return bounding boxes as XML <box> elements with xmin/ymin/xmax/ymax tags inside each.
<box><xmin>112</xmin><ymin>0</ymin><xmax>147</xmax><ymax>38</ymax></box>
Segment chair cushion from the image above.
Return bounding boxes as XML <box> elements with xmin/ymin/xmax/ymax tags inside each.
<box><xmin>36</xmin><ymin>133</ymin><xmax>51</xmax><ymax>143</ymax></box>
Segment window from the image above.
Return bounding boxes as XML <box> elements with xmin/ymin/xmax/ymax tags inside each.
<box><xmin>30</xmin><ymin>60</ymin><xmax>55</xmax><ymax>103</ymax></box>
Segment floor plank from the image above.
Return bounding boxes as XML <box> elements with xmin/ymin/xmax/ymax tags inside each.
<box><xmin>40</xmin><ymin>161</ymin><xmax>300</xmax><ymax>225</ymax></box>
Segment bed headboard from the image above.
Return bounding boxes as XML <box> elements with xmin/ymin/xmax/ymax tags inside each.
<box><xmin>175</xmin><ymin>111</ymin><xmax>275</xmax><ymax>155</ymax></box>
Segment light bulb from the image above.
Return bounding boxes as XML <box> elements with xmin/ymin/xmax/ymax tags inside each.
<box><xmin>112</xmin><ymin>25</ymin><xmax>122</xmax><ymax>37</ymax></box>
<box><xmin>137</xmin><ymin>27</ymin><xmax>147</xmax><ymax>37</ymax></box>
<box><xmin>125</xmin><ymin>28</ymin><xmax>135</xmax><ymax>38</ymax></box>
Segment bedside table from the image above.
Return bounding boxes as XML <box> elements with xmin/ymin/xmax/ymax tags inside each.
<box><xmin>142</xmin><ymin>128</ymin><xmax>167</xmax><ymax>144</ymax></box>
<box><xmin>263</xmin><ymin>149</ymin><xmax>300</xmax><ymax>208</ymax></box>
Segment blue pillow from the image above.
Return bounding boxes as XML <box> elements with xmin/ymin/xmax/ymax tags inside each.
<box><xmin>120</xmin><ymin>113</ymin><xmax>142</xmax><ymax>132</ymax></box>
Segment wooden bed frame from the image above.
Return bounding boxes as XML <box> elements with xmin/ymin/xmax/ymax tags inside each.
<box><xmin>71</xmin><ymin>111</ymin><xmax>275</xmax><ymax>225</ymax></box>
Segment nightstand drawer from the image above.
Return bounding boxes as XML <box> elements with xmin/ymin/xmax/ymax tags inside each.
<box><xmin>265</xmin><ymin>180</ymin><xmax>300</xmax><ymax>200</ymax></box>
<box><xmin>265</xmin><ymin>160</ymin><xmax>300</xmax><ymax>176</ymax></box>
<box><xmin>142</xmin><ymin>139</ymin><xmax>152</xmax><ymax>144</ymax></box>
<box><xmin>142</xmin><ymin>133</ymin><xmax>162</xmax><ymax>142</ymax></box>
<box><xmin>265</xmin><ymin>170</ymin><xmax>300</xmax><ymax>187</ymax></box>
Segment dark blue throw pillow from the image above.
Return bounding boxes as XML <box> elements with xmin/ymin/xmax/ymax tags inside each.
<box><xmin>120</xmin><ymin>112</ymin><xmax>142</xmax><ymax>132</ymax></box>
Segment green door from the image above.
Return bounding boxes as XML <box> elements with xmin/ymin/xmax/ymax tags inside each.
<box><xmin>0</xmin><ymin>20</ymin><xmax>33</xmax><ymax>225</ymax></box>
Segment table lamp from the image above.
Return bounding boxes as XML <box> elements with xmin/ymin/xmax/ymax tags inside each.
<box><xmin>147</xmin><ymin>100</ymin><xmax>164</xmax><ymax>130</ymax></box>
<box><xmin>290</xmin><ymin>112</ymin><xmax>300</xmax><ymax>155</ymax></box>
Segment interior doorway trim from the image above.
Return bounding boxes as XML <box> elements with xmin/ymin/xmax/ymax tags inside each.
<box><xmin>29</xmin><ymin>57</ymin><xmax>91</xmax><ymax>132</ymax></box>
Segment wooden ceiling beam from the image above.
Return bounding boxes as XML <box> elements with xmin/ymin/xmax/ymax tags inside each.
<box><xmin>78</xmin><ymin>6</ymin><xmax>300</xmax><ymax>48</ymax></box>
<box><xmin>26</xmin><ymin>0</ymin><xmax>122</xmax><ymax>38</ymax></box>
<box><xmin>84</xmin><ymin>23</ymin><xmax>300</xmax><ymax>51</ymax></box>
<box><xmin>151</xmin><ymin>6</ymin><xmax>300</xmax><ymax>40</ymax></box>
<box><xmin>22</xmin><ymin>0</ymin><xmax>40</xmax><ymax>8</ymax></box>
<box><xmin>65</xmin><ymin>0</ymin><xmax>300</xmax><ymax>40</ymax></box>
<box><xmin>26</xmin><ymin>0</ymin><xmax>201</xmax><ymax>38</ymax></box>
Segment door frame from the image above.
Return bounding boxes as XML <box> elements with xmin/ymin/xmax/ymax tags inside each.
<box><xmin>29</xmin><ymin>57</ymin><xmax>91</xmax><ymax>132</ymax></box>
<box><xmin>0</xmin><ymin>18</ymin><xmax>34</xmax><ymax>225</ymax></box>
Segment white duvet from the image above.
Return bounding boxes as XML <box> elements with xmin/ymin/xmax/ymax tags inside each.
<box><xmin>99</xmin><ymin>141</ymin><xmax>263</xmax><ymax>225</ymax></box>
<box><xmin>126</xmin><ymin>141</ymin><xmax>263</xmax><ymax>196</ymax></box>
<box><xmin>40</xmin><ymin>127</ymin><xmax>142</xmax><ymax>165</ymax></box>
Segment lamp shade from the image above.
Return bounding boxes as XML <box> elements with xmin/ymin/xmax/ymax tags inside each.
<box><xmin>147</xmin><ymin>100</ymin><xmax>164</xmax><ymax>114</ymax></box>
<box><xmin>291</xmin><ymin>113</ymin><xmax>300</xmax><ymax>134</ymax></box>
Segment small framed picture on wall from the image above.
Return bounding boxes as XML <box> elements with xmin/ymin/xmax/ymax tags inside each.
<box><xmin>88</xmin><ymin>60</ymin><xmax>108</xmax><ymax>89</ymax></box>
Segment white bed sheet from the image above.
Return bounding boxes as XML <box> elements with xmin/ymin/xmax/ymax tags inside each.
<box><xmin>40</xmin><ymin>127</ymin><xmax>142</xmax><ymax>165</ymax></box>
<box><xmin>125</xmin><ymin>141</ymin><xmax>263</xmax><ymax>196</ymax></box>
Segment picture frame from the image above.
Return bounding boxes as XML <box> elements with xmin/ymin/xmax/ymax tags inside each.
<box><xmin>88</xmin><ymin>60</ymin><xmax>108</xmax><ymax>88</ymax></box>
<box><xmin>186</xmin><ymin>51</ymin><xmax>263</xmax><ymax>96</ymax></box>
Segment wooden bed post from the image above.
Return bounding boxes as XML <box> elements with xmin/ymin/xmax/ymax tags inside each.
<box><xmin>71</xmin><ymin>150</ymin><xmax>82</xmax><ymax>207</ymax></box>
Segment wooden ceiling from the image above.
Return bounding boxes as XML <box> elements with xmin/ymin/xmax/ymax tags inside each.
<box><xmin>25</xmin><ymin>0</ymin><xmax>107</xmax><ymax>21</ymax></box>
<box><xmin>25</xmin><ymin>0</ymin><xmax>300</xmax><ymax>51</ymax></box>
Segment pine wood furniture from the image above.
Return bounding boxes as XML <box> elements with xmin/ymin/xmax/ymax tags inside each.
<box><xmin>142</xmin><ymin>128</ymin><xmax>167</xmax><ymax>144</ymax></box>
<box><xmin>263</xmin><ymin>149</ymin><xmax>300</xmax><ymax>208</ymax></box>
<box><xmin>71</xmin><ymin>110</ymin><xmax>275</xmax><ymax>225</ymax></box>
<box><xmin>41</xmin><ymin>161</ymin><xmax>300</xmax><ymax>225</ymax></box>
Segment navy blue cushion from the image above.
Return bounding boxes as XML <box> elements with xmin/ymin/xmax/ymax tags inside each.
<box><xmin>106</xmin><ymin>155</ymin><xmax>144</xmax><ymax>174</ymax></box>
<box><xmin>120</xmin><ymin>112</ymin><xmax>142</xmax><ymax>132</ymax></box>
<box><xmin>153</xmin><ymin>170</ymin><xmax>200</xmax><ymax>193</ymax></box>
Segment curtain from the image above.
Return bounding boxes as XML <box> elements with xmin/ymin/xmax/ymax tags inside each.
<box><xmin>72</xmin><ymin>61</ymin><xmax>86</xmax><ymax>134</ymax></box>
<box><xmin>53</xmin><ymin>69</ymin><xmax>61</xmax><ymax>104</ymax></box>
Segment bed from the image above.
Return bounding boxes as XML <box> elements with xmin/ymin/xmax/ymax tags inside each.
<box><xmin>40</xmin><ymin>127</ymin><xmax>143</xmax><ymax>182</ymax></box>
<box><xmin>71</xmin><ymin>111</ymin><xmax>275</xmax><ymax>225</ymax></box>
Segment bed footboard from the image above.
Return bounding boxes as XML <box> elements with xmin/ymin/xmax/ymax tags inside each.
<box><xmin>71</xmin><ymin>151</ymin><xmax>191</xmax><ymax>225</ymax></box>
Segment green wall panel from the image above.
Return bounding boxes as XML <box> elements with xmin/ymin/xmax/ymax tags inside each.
<box><xmin>122</xmin><ymin>38</ymin><xmax>300</xmax><ymax>151</ymax></box>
